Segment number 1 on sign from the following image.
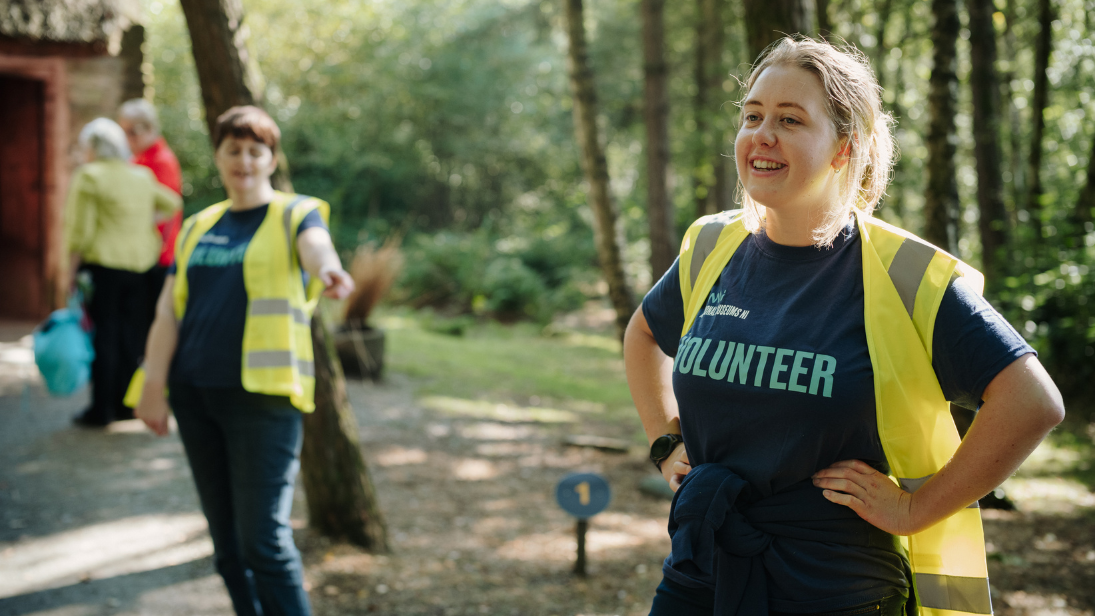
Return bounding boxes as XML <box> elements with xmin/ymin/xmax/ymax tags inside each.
<box><xmin>575</xmin><ymin>481</ymin><xmax>590</xmax><ymax>505</ymax></box>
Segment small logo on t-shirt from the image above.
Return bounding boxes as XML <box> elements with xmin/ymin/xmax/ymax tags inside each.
<box><xmin>702</xmin><ymin>290</ymin><xmax>749</xmax><ymax>319</ymax></box>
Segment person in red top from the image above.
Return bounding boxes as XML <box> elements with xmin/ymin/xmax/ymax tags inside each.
<box><xmin>119</xmin><ymin>99</ymin><xmax>183</xmax><ymax>269</ymax></box>
<box><xmin>118</xmin><ymin>99</ymin><xmax>184</xmax><ymax>420</ymax></box>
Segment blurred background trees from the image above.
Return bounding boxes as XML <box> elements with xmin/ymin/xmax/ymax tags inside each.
<box><xmin>142</xmin><ymin>0</ymin><xmax>1093</xmax><ymax>409</ymax></box>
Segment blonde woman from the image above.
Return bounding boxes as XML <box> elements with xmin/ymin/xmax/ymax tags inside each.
<box><xmin>625</xmin><ymin>37</ymin><xmax>1063</xmax><ymax>616</ymax></box>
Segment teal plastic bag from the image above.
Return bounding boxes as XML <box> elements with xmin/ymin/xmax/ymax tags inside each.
<box><xmin>33</xmin><ymin>305</ymin><xmax>95</xmax><ymax>396</ymax></box>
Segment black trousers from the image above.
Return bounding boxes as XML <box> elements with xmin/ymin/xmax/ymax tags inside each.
<box><xmin>83</xmin><ymin>264</ymin><xmax>152</xmax><ymax>423</ymax></box>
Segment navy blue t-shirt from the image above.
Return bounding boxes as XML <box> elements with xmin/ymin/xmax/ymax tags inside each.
<box><xmin>169</xmin><ymin>204</ymin><xmax>326</xmax><ymax>388</ymax></box>
<box><xmin>642</xmin><ymin>223</ymin><xmax>1032</xmax><ymax>611</ymax></box>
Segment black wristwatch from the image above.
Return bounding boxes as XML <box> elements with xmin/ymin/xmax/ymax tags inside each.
<box><xmin>650</xmin><ymin>433</ymin><xmax>685</xmax><ymax>471</ymax></box>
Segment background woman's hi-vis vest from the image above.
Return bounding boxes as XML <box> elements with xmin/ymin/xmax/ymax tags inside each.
<box><xmin>174</xmin><ymin>191</ymin><xmax>329</xmax><ymax>412</ymax></box>
<box><xmin>678</xmin><ymin>210</ymin><xmax>993</xmax><ymax>616</ymax></box>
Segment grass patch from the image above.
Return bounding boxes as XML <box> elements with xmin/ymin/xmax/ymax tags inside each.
<box><xmin>375</xmin><ymin>309</ymin><xmax>635</xmax><ymax>421</ymax></box>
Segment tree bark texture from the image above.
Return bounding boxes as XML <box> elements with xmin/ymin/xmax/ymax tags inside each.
<box><xmin>642</xmin><ymin>0</ymin><xmax>676</xmax><ymax>281</ymax></box>
<box><xmin>742</xmin><ymin>0</ymin><xmax>814</xmax><ymax>61</ymax></box>
<box><xmin>302</xmin><ymin>311</ymin><xmax>390</xmax><ymax>552</ymax></box>
<box><xmin>564</xmin><ymin>0</ymin><xmax>636</xmax><ymax>343</ymax></box>
<box><xmin>178</xmin><ymin>0</ymin><xmax>291</xmax><ymax>191</ymax></box>
<box><xmin>178</xmin><ymin>0</ymin><xmax>262</xmax><ymax>133</ymax></box>
<box><xmin>923</xmin><ymin>0</ymin><xmax>961</xmax><ymax>254</ymax></box>
<box><xmin>1025</xmin><ymin>0</ymin><xmax>1054</xmax><ymax>238</ymax></box>
<box><xmin>693</xmin><ymin>0</ymin><xmax>731</xmax><ymax>219</ymax></box>
<box><xmin>1002</xmin><ymin>0</ymin><xmax>1025</xmax><ymax>215</ymax></box>
<box><xmin>968</xmin><ymin>0</ymin><xmax>1009</xmax><ymax>284</ymax></box>
<box><xmin>181</xmin><ymin>0</ymin><xmax>388</xmax><ymax>549</ymax></box>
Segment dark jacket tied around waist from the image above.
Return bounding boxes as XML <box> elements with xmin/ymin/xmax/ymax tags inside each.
<box><xmin>665</xmin><ymin>464</ymin><xmax>904</xmax><ymax>615</ymax></box>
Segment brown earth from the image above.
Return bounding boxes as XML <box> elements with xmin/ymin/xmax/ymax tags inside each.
<box><xmin>1</xmin><ymin>324</ymin><xmax>1093</xmax><ymax>616</ymax></box>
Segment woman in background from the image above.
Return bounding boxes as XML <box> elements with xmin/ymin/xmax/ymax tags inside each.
<box><xmin>135</xmin><ymin>106</ymin><xmax>353</xmax><ymax>616</ymax></box>
<box><xmin>66</xmin><ymin>117</ymin><xmax>180</xmax><ymax>427</ymax></box>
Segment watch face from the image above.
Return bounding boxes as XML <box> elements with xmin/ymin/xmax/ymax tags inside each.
<box><xmin>651</xmin><ymin>434</ymin><xmax>681</xmax><ymax>461</ymax></box>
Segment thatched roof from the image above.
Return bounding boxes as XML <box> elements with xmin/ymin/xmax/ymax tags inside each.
<box><xmin>0</xmin><ymin>0</ymin><xmax>140</xmax><ymax>47</ymax></box>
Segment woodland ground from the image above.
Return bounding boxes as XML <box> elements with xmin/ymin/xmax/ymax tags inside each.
<box><xmin>0</xmin><ymin>310</ymin><xmax>1092</xmax><ymax>616</ymax></box>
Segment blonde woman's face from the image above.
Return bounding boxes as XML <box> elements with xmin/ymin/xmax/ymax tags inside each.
<box><xmin>735</xmin><ymin>64</ymin><xmax>848</xmax><ymax>219</ymax></box>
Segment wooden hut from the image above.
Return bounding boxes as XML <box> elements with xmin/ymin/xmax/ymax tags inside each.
<box><xmin>0</xmin><ymin>0</ymin><xmax>144</xmax><ymax>320</ymax></box>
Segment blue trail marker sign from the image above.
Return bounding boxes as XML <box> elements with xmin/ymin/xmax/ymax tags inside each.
<box><xmin>555</xmin><ymin>472</ymin><xmax>611</xmax><ymax>576</ymax></box>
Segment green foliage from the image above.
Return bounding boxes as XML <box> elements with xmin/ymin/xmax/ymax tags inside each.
<box><xmin>393</xmin><ymin>229</ymin><xmax>592</xmax><ymax>323</ymax></box>
<box><xmin>995</xmin><ymin>228</ymin><xmax>1095</xmax><ymax>405</ymax></box>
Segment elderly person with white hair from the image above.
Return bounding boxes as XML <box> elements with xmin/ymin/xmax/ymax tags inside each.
<box><xmin>65</xmin><ymin>117</ymin><xmax>181</xmax><ymax>427</ymax></box>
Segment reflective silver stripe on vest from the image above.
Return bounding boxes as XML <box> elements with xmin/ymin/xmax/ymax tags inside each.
<box><xmin>250</xmin><ymin>299</ymin><xmax>308</xmax><ymax>324</ymax></box>
<box><xmin>689</xmin><ymin>221</ymin><xmax>728</xmax><ymax>288</ymax></box>
<box><xmin>247</xmin><ymin>350</ymin><xmax>315</xmax><ymax>377</ymax></box>
<box><xmin>887</xmin><ymin>237</ymin><xmax>937</xmax><ymax>317</ymax></box>
<box><xmin>900</xmin><ymin>475</ymin><xmax>979</xmax><ymax>509</ymax></box>
<box><xmin>916</xmin><ymin>573</ymin><xmax>993</xmax><ymax>614</ymax></box>
<box><xmin>298</xmin><ymin>359</ymin><xmax>315</xmax><ymax>377</ymax></box>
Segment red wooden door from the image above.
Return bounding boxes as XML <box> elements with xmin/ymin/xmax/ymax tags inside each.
<box><xmin>0</xmin><ymin>75</ymin><xmax>47</xmax><ymax>320</ymax></box>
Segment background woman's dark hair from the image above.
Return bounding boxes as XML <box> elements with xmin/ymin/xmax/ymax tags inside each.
<box><xmin>212</xmin><ymin>105</ymin><xmax>281</xmax><ymax>151</ymax></box>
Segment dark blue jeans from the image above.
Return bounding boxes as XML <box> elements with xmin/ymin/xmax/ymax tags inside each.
<box><xmin>170</xmin><ymin>383</ymin><xmax>311</xmax><ymax>616</ymax></box>
<box><xmin>649</xmin><ymin>577</ymin><xmax>907</xmax><ymax>616</ymax></box>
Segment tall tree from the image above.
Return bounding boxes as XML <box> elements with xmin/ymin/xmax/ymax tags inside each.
<box><xmin>1025</xmin><ymin>0</ymin><xmax>1054</xmax><ymax>240</ymax></box>
<box><xmin>1001</xmin><ymin>0</ymin><xmax>1025</xmax><ymax>215</ymax></box>
<box><xmin>742</xmin><ymin>0</ymin><xmax>814</xmax><ymax>61</ymax></box>
<box><xmin>300</xmin><ymin>312</ymin><xmax>390</xmax><ymax>551</ymax></box>
<box><xmin>178</xmin><ymin>0</ymin><xmax>388</xmax><ymax>550</ymax></box>
<box><xmin>923</xmin><ymin>0</ymin><xmax>961</xmax><ymax>253</ymax></box>
<box><xmin>564</xmin><ymin>0</ymin><xmax>636</xmax><ymax>342</ymax></box>
<box><xmin>816</xmin><ymin>0</ymin><xmax>832</xmax><ymax>40</ymax></box>
<box><xmin>693</xmin><ymin>0</ymin><xmax>731</xmax><ymax>219</ymax></box>
<box><xmin>642</xmin><ymin>0</ymin><xmax>676</xmax><ymax>280</ymax></box>
<box><xmin>968</xmin><ymin>0</ymin><xmax>1009</xmax><ymax>284</ymax></box>
<box><xmin>178</xmin><ymin>0</ymin><xmax>290</xmax><ymax>190</ymax></box>
<box><xmin>872</xmin><ymin>0</ymin><xmax>895</xmax><ymax>89</ymax></box>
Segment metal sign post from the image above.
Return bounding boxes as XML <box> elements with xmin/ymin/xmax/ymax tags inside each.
<box><xmin>555</xmin><ymin>472</ymin><xmax>611</xmax><ymax>577</ymax></box>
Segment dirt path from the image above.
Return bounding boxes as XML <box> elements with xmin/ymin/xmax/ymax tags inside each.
<box><xmin>1</xmin><ymin>325</ymin><xmax>1092</xmax><ymax>616</ymax></box>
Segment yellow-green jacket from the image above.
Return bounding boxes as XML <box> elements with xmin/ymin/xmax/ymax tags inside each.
<box><xmin>679</xmin><ymin>210</ymin><xmax>991</xmax><ymax>616</ymax></box>
<box><xmin>65</xmin><ymin>160</ymin><xmax>181</xmax><ymax>272</ymax></box>
<box><xmin>173</xmin><ymin>192</ymin><xmax>328</xmax><ymax>412</ymax></box>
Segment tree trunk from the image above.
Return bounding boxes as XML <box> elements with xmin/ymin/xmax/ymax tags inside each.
<box><xmin>968</xmin><ymin>0</ymin><xmax>1009</xmax><ymax>284</ymax></box>
<box><xmin>872</xmin><ymin>0</ymin><xmax>894</xmax><ymax>89</ymax></box>
<box><xmin>1025</xmin><ymin>0</ymin><xmax>1054</xmax><ymax>240</ymax></box>
<box><xmin>693</xmin><ymin>0</ymin><xmax>730</xmax><ymax>220</ymax></box>
<box><xmin>742</xmin><ymin>0</ymin><xmax>814</xmax><ymax>60</ymax></box>
<box><xmin>642</xmin><ymin>0</ymin><xmax>675</xmax><ymax>281</ymax></box>
<box><xmin>1001</xmin><ymin>0</ymin><xmax>1024</xmax><ymax>219</ymax></box>
<box><xmin>300</xmin><ymin>311</ymin><xmax>390</xmax><ymax>552</ymax></box>
<box><xmin>178</xmin><ymin>0</ymin><xmax>291</xmax><ymax>191</ymax></box>
<box><xmin>816</xmin><ymin>0</ymin><xmax>832</xmax><ymax>41</ymax></box>
<box><xmin>564</xmin><ymin>0</ymin><xmax>636</xmax><ymax>343</ymax></box>
<box><xmin>180</xmin><ymin>0</ymin><xmax>388</xmax><ymax>549</ymax></box>
<box><xmin>923</xmin><ymin>0</ymin><xmax>961</xmax><ymax>253</ymax></box>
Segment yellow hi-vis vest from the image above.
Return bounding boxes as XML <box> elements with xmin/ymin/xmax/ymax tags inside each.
<box><xmin>678</xmin><ymin>210</ymin><xmax>992</xmax><ymax>616</ymax></box>
<box><xmin>174</xmin><ymin>191</ymin><xmax>329</xmax><ymax>412</ymax></box>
